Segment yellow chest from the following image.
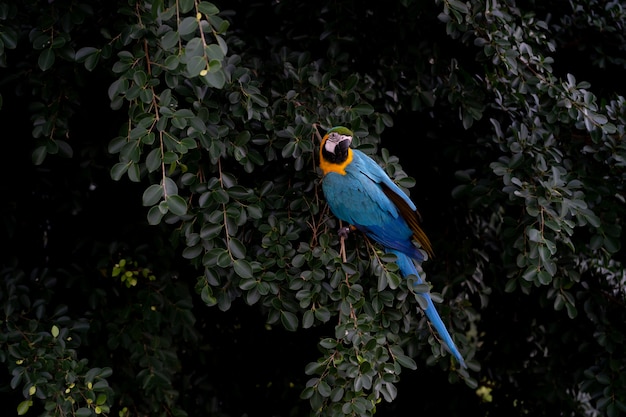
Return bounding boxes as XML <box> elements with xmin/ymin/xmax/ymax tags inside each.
<box><xmin>319</xmin><ymin>149</ymin><xmax>353</xmax><ymax>176</ymax></box>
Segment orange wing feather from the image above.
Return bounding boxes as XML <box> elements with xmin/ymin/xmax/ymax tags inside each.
<box><xmin>381</xmin><ymin>184</ymin><xmax>434</xmax><ymax>258</ymax></box>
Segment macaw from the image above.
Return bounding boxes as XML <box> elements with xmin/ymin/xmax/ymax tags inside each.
<box><xmin>319</xmin><ymin>126</ymin><xmax>466</xmax><ymax>368</ymax></box>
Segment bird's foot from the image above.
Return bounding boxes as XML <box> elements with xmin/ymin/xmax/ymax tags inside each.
<box><xmin>338</xmin><ymin>226</ymin><xmax>351</xmax><ymax>239</ymax></box>
<box><xmin>338</xmin><ymin>225</ymin><xmax>356</xmax><ymax>239</ymax></box>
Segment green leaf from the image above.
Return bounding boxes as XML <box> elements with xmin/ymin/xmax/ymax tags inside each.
<box><xmin>216</xmin><ymin>249</ymin><xmax>232</xmax><ymax>268</ymax></box>
<box><xmin>184</xmin><ymin>37</ymin><xmax>203</xmax><ymax>58</ymax></box>
<box><xmin>448</xmin><ymin>0</ymin><xmax>468</xmax><ymax>13</ymax></box>
<box><xmin>590</xmin><ymin>112</ymin><xmax>607</xmax><ymax>125</ymax></box>
<box><xmin>537</xmin><ymin>270</ymin><xmax>552</xmax><ymax>285</ymax></box>
<box><xmin>147</xmin><ymin>205</ymin><xmax>165</xmax><ymax>225</ymax></box>
<box><xmin>596</xmin><ymin>373</ymin><xmax>611</xmax><ymax>385</ymax></box>
<box><xmin>17</xmin><ymin>400</ymin><xmax>32</xmax><ymax>416</ymax></box>
<box><xmin>381</xmin><ymin>383</ymin><xmax>397</xmax><ymax>402</ymax></box>
<box><xmin>183</xmin><ymin>244</ymin><xmax>203</xmax><ymax>260</ymax></box>
<box><xmin>250</xmin><ymin>94</ymin><xmax>268</xmax><ymax>107</ymax></box>
<box><xmin>187</xmin><ymin>55</ymin><xmax>206</xmax><ymax>77</ymax></box>
<box><xmin>145</xmin><ymin>148</ymin><xmax>162</xmax><ymax>172</ymax></box>
<box><xmin>604</xmin><ymin>234</ymin><xmax>621</xmax><ymax>253</ymax></box>
<box><xmin>0</xmin><ymin>27</ymin><xmax>18</xmax><ymax>50</ymax></box>
<box><xmin>132</xmin><ymin>70</ymin><xmax>147</xmax><ymax>86</ymax></box>
<box><xmin>128</xmin><ymin>162</ymin><xmax>141</xmax><ymax>182</ymax></box>
<box><xmin>522</xmin><ymin>266</ymin><xmax>537</xmax><ymax>282</ymax></box>
<box><xmin>32</xmin><ymin>146</ymin><xmax>47</xmax><ymax>165</ymax></box>
<box><xmin>504</xmin><ymin>277</ymin><xmax>517</xmax><ymax>293</ymax></box>
<box><xmin>302</xmin><ymin>310</ymin><xmax>314</xmax><ymax>328</ymax></box>
<box><xmin>351</xmin><ymin>103</ymin><xmax>375</xmax><ymax>115</ymax></box>
<box><xmin>198</xmin><ymin>2</ymin><xmax>220</xmax><ymax>15</ymax></box>
<box><xmin>38</xmin><ymin>48</ymin><xmax>55</xmax><ymax>71</ymax></box>
<box><xmin>75</xmin><ymin>408</ymin><xmax>92</xmax><ymax>417</ymax></box>
<box><xmin>129</xmin><ymin>125</ymin><xmax>148</xmax><ymax>141</ymax></box>
<box><xmin>161</xmin><ymin>30</ymin><xmax>179</xmax><ymax>50</ymax></box>
<box><xmin>553</xmin><ymin>293</ymin><xmax>565</xmax><ymax>311</ymax></box>
<box><xmin>387</xmin><ymin>271</ymin><xmax>402</xmax><ymax>289</ymax></box>
<box><xmin>233</xmin><ymin>259</ymin><xmax>253</xmax><ymax>278</ymax></box>
<box><xmin>92</xmin><ymin>380</ymin><xmax>109</xmax><ymax>391</ymax></box>
<box><xmin>75</xmin><ymin>46</ymin><xmax>98</xmax><ymax>61</ymax></box>
<box><xmin>239</xmin><ymin>277</ymin><xmax>257</xmax><ymax>291</ymax></box>
<box><xmin>110</xmin><ymin>162</ymin><xmax>129</xmax><ymax>181</ymax></box>
<box><xmin>317</xmin><ymin>380</ymin><xmax>331</xmax><ymax>397</ymax></box>
<box><xmin>280</xmin><ymin>310</ymin><xmax>298</xmax><ymax>331</ymax></box>
<box><xmin>179</xmin><ymin>0</ymin><xmax>195</xmax><ymax>13</ymax></box>
<box><xmin>99</xmin><ymin>367</ymin><xmax>113</xmax><ymax>378</ymax></box>
<box><xmin>526</xmin><ymin>228</ymin><xmax>541</xmax><ymax>242</ymax></box>
<box><xmin>164</xmin><ymin>54</ymin><xmax>180</xmax><ymax>70</ymax></box>
<box><xmin>300</xmin><ymin>386</ymin><xmax>315</xmax><ymax>400</ymax></box>
<box><xmin>395</xmin><ymin>354</ymin><xmax>417</xmax><ymax>370</ymax></box>
<box><xmin>108</xmin><ymin>78</ymin><xmax>126</xmax><ymax>101</ymax></box>
<box><xmin>200</xmin><ymin>285</ymin><xmax>217</xmax><ymax>306</ymax></box>
<box><xmin>208</xmin><ymin>15</ymin><xmax>230</xmax><ymax>33</ymax></box>
<box><xmin>565</xmin><ymin>303</ymin><xmax>578</xmax><ymax>319</ymax></box>
<box><xmin>304</xmin><ymin>362</ymin><xmax>324</xmax><ymax>376</ymax></box>
<box><xmin>314</xmin><ymin>307</ymin><xmax>331</xmax><ymax>323</ymax></box>
<box><xmin>464</xmin><ymin>376</ymin><xmax>479</xmax><ymax>389</ymax></box>
<box><xmin>85</xmin><ymin>368</ymin><xmax>100</xmax><ymax>383</ymax></box>
<box><xmin>178</xmin><ymin>16</ymin><xmax>198</xmax><ymax>36</ymax></box>
<box><xmin>206</xmin><ymin>43</ymin><xmax>225</xmax><ymax>61</ymax></box>
<box><xmin>413</xmin><ymin>283</ymin><xmax>430</xmax><ymax>294</ymax></box>
<box><xmin>200</xmin><ymin>223</ymin><xmax>223</xmax><ymax>239</ymax></box>
<box><xmin>415</xmin><ymin>293</ymin><xmax>429</xmax><ymax>310</ymax></box>
<box><xmin>204</xmin><ymin>69</ymin><xmax>226</xmax><ymax>89</ymax></box>
<box><xmin>142</xmin><ymin>184</ymin><xmax>163</xmax><ymax>206</ymax></box>
<box><xmin>166</xmin><ymin>195</ymin><xmax>188</xmax><ymax>216</ymax></box>
<box><xmin>228</xmin><ymin>237</ymin><xmax>246</xmax><ymax>259</ymax></box>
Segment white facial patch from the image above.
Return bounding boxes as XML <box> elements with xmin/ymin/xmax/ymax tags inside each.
<box><xmin>324</xmin><ymin>132</ymin><xmax>352</xmax><ymax>153</ymax></box>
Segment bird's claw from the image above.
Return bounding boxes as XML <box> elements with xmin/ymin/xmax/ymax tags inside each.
<box><xmin>338</xmin><ymin>226</ymin><xmax>352</xmax><ymax>239</ymax></box>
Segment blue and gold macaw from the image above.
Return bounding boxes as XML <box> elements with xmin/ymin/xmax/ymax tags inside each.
<box><xmin>319</xmin><ymin>126</ymin><xmax>466</xmax><ymax>368</ymax></box>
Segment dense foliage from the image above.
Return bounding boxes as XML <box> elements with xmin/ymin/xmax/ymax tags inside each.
<box><xmin>1</xmin><ymin>0</ymin><xmax>625</xmax><ymax>416</ymax></box>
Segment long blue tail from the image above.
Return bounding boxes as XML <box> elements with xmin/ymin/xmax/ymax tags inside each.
<box><xmin>390</xmin><ymin>249</ymin><xmax>466</xmax><ymax>368</ymax></box>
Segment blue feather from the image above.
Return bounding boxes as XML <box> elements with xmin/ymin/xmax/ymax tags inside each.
<box><xmin>389</xmin><ymin>249</ymin><xmax>466</xmax><ymax>368</ymax></box>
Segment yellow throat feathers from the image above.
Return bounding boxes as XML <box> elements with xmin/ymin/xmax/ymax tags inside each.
<box><xmin>319</xmin><ymin>147</ymin><xmax>353</xmax><ymax>176</ymax></box>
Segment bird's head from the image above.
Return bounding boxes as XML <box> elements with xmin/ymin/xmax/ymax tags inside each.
<box><xmin>320</xmin><ymin>126</ymin><xmax>354</xmax><ymax>166</ymax></box>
